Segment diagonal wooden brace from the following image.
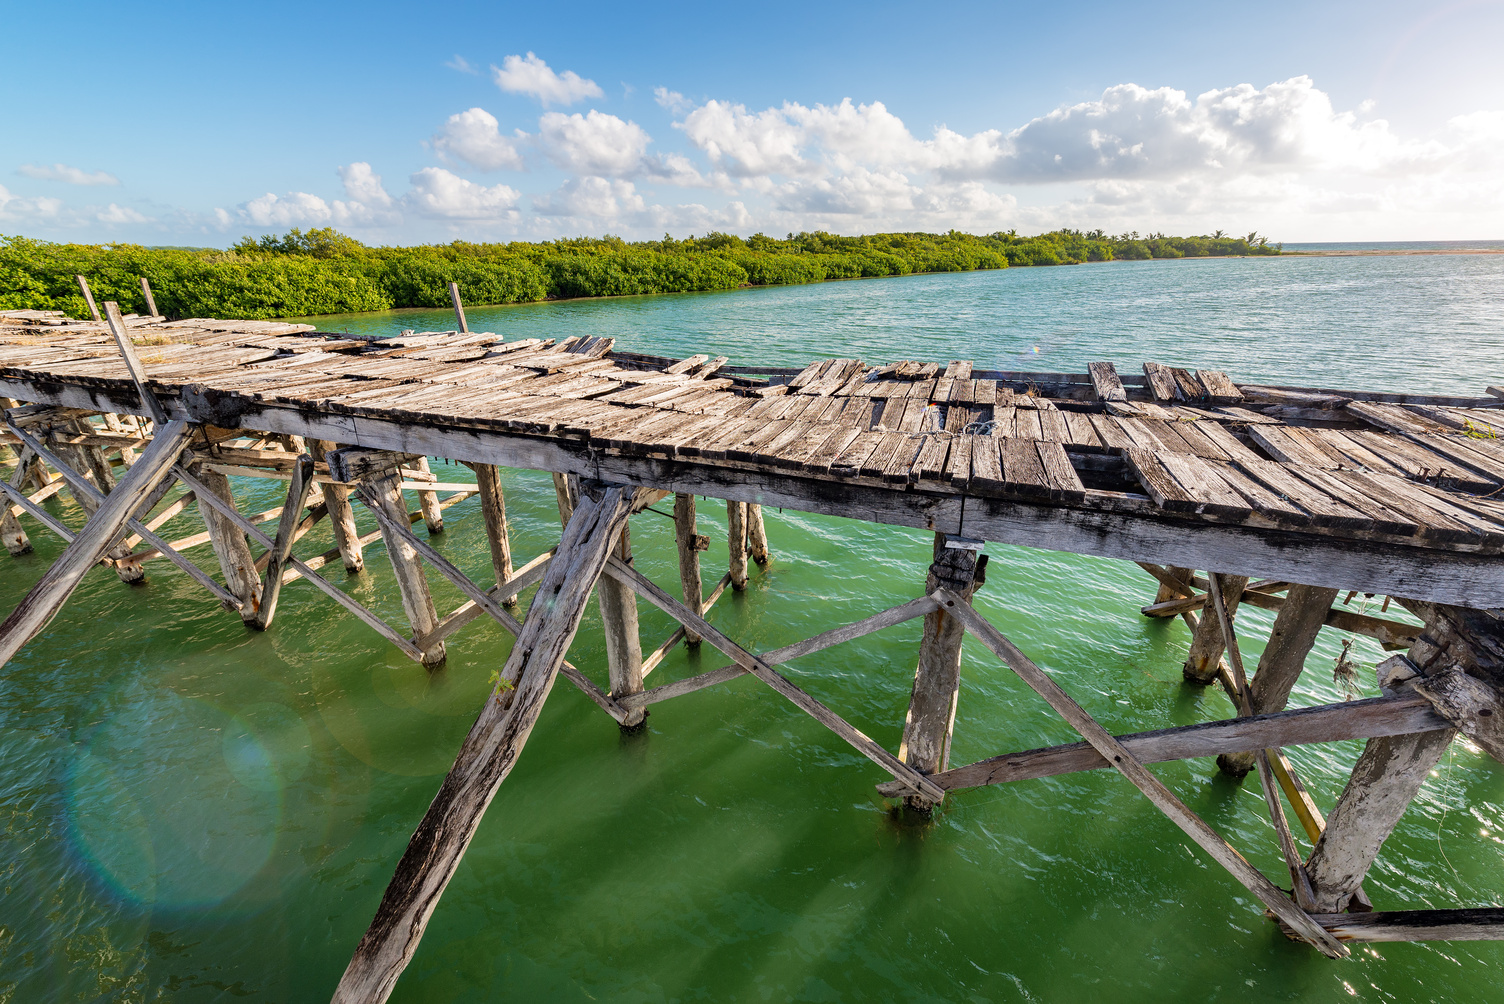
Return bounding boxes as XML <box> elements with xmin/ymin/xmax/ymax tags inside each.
<box><xmin>0</xmin><ymin>421</ymin><xmax>195</xmax><ymax>667</ymax></box>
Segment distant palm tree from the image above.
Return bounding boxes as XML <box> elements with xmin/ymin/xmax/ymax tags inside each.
<box><xmin>1212</xmin><ymin>230</ymin><xmax>1226</xmax><ymax>239</ymax></box>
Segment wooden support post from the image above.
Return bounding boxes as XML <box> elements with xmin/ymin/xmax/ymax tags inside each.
<box><xmin>1</xmin><ymin>498</ymin><xmax>30</xmax><ymax>554</ymax></box>
<box><xmin>1153</xmin><ymin>564</ymin><xmax>1195</xmax><ymax>604</ymax></box>
<box><xmin>551</xmin><ymin>471</ymin><xmax>576</xmax><ymax>527</ymax></box>
<box><xmin>332</xmin><ymin>488</ymin><xmax>634</xmax><ymax>1004</ymax></box>
<box><xmin>75</xmin><ymin>274</ymin><xmax>100</xmax><ymax>321</ymax></box>
<box><xmin>251</xmin><ymin>454</ymin><xmax>314</xmax><ymax>631</ymax></box>
<box><xmin>1183</xmin><ymin>573</ymin><xmax>1248</xmax><ymax>683</ymax></box>
<box><xmin>190</xmin><ymin>461</ymin><xmax>263</xmax><ymax>622</ymax></box>
<box><xmin>448</xmin><ymin>281</ymin><xmax>469</xmax><ymax>333</ymax></box>
<box><xmin>673</xmin><ymin>493</ymin><xmax>703</xmax><ymax>645</ymax></box>
<box><xmin>898</xmin><ymin>534</ymin><xmax>982</xmax><ymax>811</ymax></box>
<box><xmin>412</xmin><ymin>457</ymin><xmax>444</xmax><ymax>533</ymax></box>
<box><xmin>99</xmin><ymin>413</ymin><xmax>137</xmax><ymax>466</ymax></box>
<box><xmin>48</xmin><ymin>419</ymin><xmax>141</xmax><ymax>583</ymax></box>
<box><xmin>0</xmin><ymin>422</ymin><xmax>191</xmax><ymax>668</ymax></box>
<box><xmin>470</xmin><ymin>463</ymin><xmax>516</xmax><ymax>605</ymax></box>
<box><xmin>1219</xmin><ymin>584</ymin><xmax>1340</xmax><ymax>775</ymax></box>
<box><xmin>1306</xmin><ymin>727</ymin><xmax>1455</xmax><ymax>912</ymax></box>
<box><xmin>310</xmin><ymin>440</ymin><xmax>364</xmax><ymax>572</ymax></box>
<box><xmin>363</xmin><ymin>470</ymin><xmax>446</xmax><ymax>667</ymax></box>
<box><xmin>746</xmin><ymin>502</ymin><xmax>770</xmax><ymax>566</ymax></box>
<box><xmin>597</xmin><ymin>520</ymin><xmax>646</xmax><ymax>727</ymax></box>
<box><xmin>727</xmin><ymin>500</ymin><xmax>749</xmax><ymax>590</ymax></box>
<box><xmin>139</xmin><ymin>277</ymin><xmax>158</xmax><ymax>317</ymax></box>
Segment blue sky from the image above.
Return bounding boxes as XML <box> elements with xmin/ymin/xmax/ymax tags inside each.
<box><xmin>3</xmin><ymin>0</ymin><xmax>1501</xmax><ymax>244</ymax></box>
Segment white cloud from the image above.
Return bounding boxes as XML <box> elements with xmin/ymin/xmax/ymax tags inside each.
<box><xmin>433</xmin><ymin>108</ymin><xmax>525</xmax><ymax>171</ymax></box>
<box><xmin>238</xmin><ymin>191</ymin><xmax>332</xmax><ymax>227</ymax></box>
<box><xmin>404</xmin><ymin>166</ymin><xmax>520</xmax><ymax>220</ymax></box>
<box><xmin>678</xmin><ymin>100</ymin><xmax>808</xmax><ymax>177</ymax></box>
<box><xmin>445</xmin><ymin>55</ymin><xmax>476</xmax><ymax>75</ymax></box>
<box><xmin>97</xmin><ymin>204</ymin><xmax>152</xmax><ymax>224</ymax></box>
<box><xmin>774</xmin><ymin>167</ymin><xmax>918</xmax><ymax>215</ymax></box>
<box><xmin>538</xmin><ymin>110</ymin><xmax>651</xmax><ymax>175</ymax></box>
<box><xmin>654</xmin><ymin>87</ymin><xmax>691</xmax><ymax>114</ymax></box>
<box><xmin>533</xmin><ymin>177</ymin><xmax>644</xmax><ymax>218</ymax></box>
<box><xmin>492</xmin><ymin>52</ymin><xmax>602</xmax><ymax>107</ymax></box>
<box><xmin>18</xmin><ymin>163</ymin><xmax>120</xmax><ymax>186</ymax></box>
<box><xmin>0</xmin><ymin>184</ymin><xmax>64</xmax><ymax>221</ymax></box>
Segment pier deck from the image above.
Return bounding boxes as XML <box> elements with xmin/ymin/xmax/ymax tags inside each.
<box><xmin>2</xmin><ymin>304</ymin><xmax>1502</xmax><ymax>1000</ymax></box>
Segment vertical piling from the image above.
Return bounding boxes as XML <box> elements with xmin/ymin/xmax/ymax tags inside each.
<box><xmin>365</xmin><ymin>469</ymin><xmax>446</xmax><ymax>666</ymax></box>
<box><xmin>251</xmin><ymin>454</ymin><xmax>314</xmax><ymax>630</ymax></box>
<box><xmin>412</xmin><ymin>457</ymin><xmax>444</xmax><ymax>534</ymax></box>
<box><xmin>551</xmin><ymin>472</ymin><xmax>576</xmax><ymax>527</ymax></box>
<box><xmin>1</xmin><ymin>499</ymin><xmax>30</xmax><ymax>555</ymax></box>
<box><xmin>746</xmin><ymin>503</ymin><xmax>770</xmax><ymax>566</ymax></box>
<box><xmin>899</xmin><ymin>534</ymin><xmax>983</xmax><ymax>812</ymax></box>
<box><xmin>311</xmin><ymin>440</ymin><xmax>364</xmax><ymax>573</ymax></box>
<box><xmin>470</xmin><ymin>462</ymin><xmax>516</xmax><ymax>605</ymax></box>
<box><xmin>598</xmin><ymin>522</ymin><xmax>646</xmax><ymax>726</ymax></box>
<box><xmin>190</xmin><ymin>460</ymin><xmax>263</xmax><ymax>622</ymax></box>
<box><xmin>1183</xmin><ymin>573</ymin><xmax>1248</xmax><ymax>683</ymax></box>
<box><xmin>673</xmin><ymin>493</ymin><xmax>703</xmax><ymax>645</ymax></box>
<box><xmin>1218</xmin><ymin>584</ymin><xmax>1339</xmax><ymax>775</ymax></box>
<box><xmin>727</xmin><ymin>501</ymin><xmax>749</xmax><ymax>590</ymax></box>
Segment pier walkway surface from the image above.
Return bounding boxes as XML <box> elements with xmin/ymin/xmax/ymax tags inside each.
<box><xmin>2</xmin><ymin>305</ymin><xmax>1502</xmax><ymax>1000</ymax></box>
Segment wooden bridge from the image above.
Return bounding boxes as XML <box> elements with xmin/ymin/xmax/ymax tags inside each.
<box><xmin>2</xmin><ymin>298</ymin><xmax>1502</xmax><ymax>1001</ymax></box>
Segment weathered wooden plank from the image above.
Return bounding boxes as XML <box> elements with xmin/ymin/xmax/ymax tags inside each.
<box><xmin>1142</xmin><ymin>362</ymin><xmax>1180</xmax><ymax>401</ymax></box>
<box><xmin>1087</xmin><ymin>362</ymin><xmax>1127</xmax><ymax>402</ymax></box>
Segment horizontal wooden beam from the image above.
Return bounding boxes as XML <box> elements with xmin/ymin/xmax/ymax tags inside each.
<box><xmin>1305</xmin><ymin>908</ymin><xmax>1504</xmax><ymax>943</ymax></box>
<box><xmin>875</xmin><ymin>692</ymin><xmax>1449</xmax><ymax>795</ymax></box>
<box><xmin>9</xmin><ymin>381</ymin><xmax>1502</xmax><ymax>606</ymax></box>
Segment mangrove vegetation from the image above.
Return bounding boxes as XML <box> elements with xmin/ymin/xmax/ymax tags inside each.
<box><xmin>0</xmin><ymin>228</ymin><xmax>1280</xmax><ymax>320</ymax></box>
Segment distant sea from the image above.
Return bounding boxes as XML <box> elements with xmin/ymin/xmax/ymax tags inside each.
<box><xmin>4</xmin><ymin>251</ymin><xmax>1503</xmax><ymax>1003</ymax></box>
<box><xmin>1284</xmin><ymin>239</ymin><xmax>1504</xmax><ymax>251</ymax></box>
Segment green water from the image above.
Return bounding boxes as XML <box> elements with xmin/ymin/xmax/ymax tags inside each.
<box><xmin>4</xmin><ymin>256</ymin><xmax>1504</xmax><ymax>1003</ymax></box>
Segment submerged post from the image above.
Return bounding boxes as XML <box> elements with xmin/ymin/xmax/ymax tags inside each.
<box><xmin>470</xmin><ymin>462</ymin><xmax>516</xmax><ymax>605</ymax></box>
<box><xmin>899</xmin><ymin>534</ymin><xmax>983</xmax><ymax>812</ymax></box>
<box><xmin>411</xmin><ymin>457</ymin><xmax>444</xmax><ymax>534</ymax></box>
<box><xmin>673</xmin><ymin>493</ymin><xmax>703</xmax><ymax>645</ymax></box>
<box><xmin>311</xmin><ymin>440</ymin><xmax>364</xmax><ymax>573</ymax></box>
<box><xmin>746</xmin><ymin>503</ymin><xmax>770</xmax><ymax>566</ymax></box>
<box><xmin>362</xmin><ymin>467</ymin><xmax>447</xmax><ymax>667</ymax></box>
<box><xmin>597</xmin><ymin>518</ymin><xmax>646</xmax><ymax>727</ymax></box>
<box><xmin>1183</xmin><ymin>573</ymin><xmax>1248</xmax><ymax>683</ymax></box>
<box><xmin>190</xmin><ymin>460</ymin><xmax>263</xmax><ymax>622</ymax></box>
<box><xmin>727</xmin><ymin>500</ymin><xmax>748</xmax><ymax>590</ymax></box>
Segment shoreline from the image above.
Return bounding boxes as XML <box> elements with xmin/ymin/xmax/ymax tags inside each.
<box><xmin>1282</xmin><ymin>248</ymin><xmax>1504</xmax><ymax>256</ymax></box>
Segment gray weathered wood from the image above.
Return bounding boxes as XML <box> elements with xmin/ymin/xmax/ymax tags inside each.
<box><xmin>605</xmin><ymin>558</ymin><xmax>945</xmax><ymax>801</ymax></box>
<box><xmin>1183</xmin><ymin>573</ymin><xmax>1247</xmax><ymax>683</ymax></box>
<box><xmin>1304</xmin><ymin>908</ymin><xmax>1504</xmax><ymax>943</ymax></box>
<box><xmin>940</xmin><ymin>593</ymin><xmax>1347</xmax><ymax>957</ymax></box>
<box><xmin>1413</xmin><ymin>667</ymin><xmax>1504</xmax><ymax>764</ymax></box>
<box><xmin>746</xmin><ymin>502</ymin><xmax>770</xmax><ymax>565</ymax></box>
<box><xmin>311</xmin><ymin>440</ymin><xmax>365</xmax><ymax>572</ymax></box>
<box><xmin>331</xmin><ymin>488</ymin><xmax>634</xmax><ymax>1004</ymax></box>
<box><xmin>448</xmin><ymin>281</ymin><xmax>469</xmax><ymax>334</ymax></box>
<box><xmin>1219</xmin><ymin>584</ymin><xmax>1340</xmax><ymax>775</ymax></box>
<box><xmin>551</xmin><ymin>471</ymin><xmax>576</xmax><ymax>527</ymax></box>
<box><xmin>173</xmin><ymin>464</ymin><xmax>427</xmax><ymax>660</ymax></box>
<box><xmin>727</xmin><ymin>500</ymin><xmax>749</xmax><ymax>589</ymax></box>
<box><xmin>418</xmin><ymin>550</ymin><xmax>555</xmax><ymax>648</ymax></box>
<box><xmin>75</xmin><ymin>274</ymin><xmax>100</xmax><ymax>321</ymax></box>
<box><xmin>470</xmin><ymin>462</ymin><xmax>516</xmax><ymax>604</ymax></box>
<box><xmin>189</xmin><ymin>461</ymin><xmax>264</xmax><ymax>621</ymax></box>
<box><xmin>361</xmin><ymin>471</ymin><xmax>446</xmax><ymax>666</ymax></box>
<box><xmin>876</xmin><ymin>692</ymin><xmax>1448</xmax><ymax>793</ymax></box>
<box><xmin>598</xmin><ymin>522</ymin><xmax>646</xmax><ymax>726</ymax></box>
<box><xmin>1088</xmin><ymin>362</ymin><xmax>1128</xmax><ymax>402</ymax></box>
<box><xmin>102</xmin><ymin>301</ymin><xmax>167</xmax><ymax>425</ymax></box>
<box><xmin>1306</xmin><ymin>726</ymin><xmax>1456</xmax><ymax>911</ymax></box>
<box><xmin>252</xmin><ymin>454</ymin><xmax>315</xmax><ymax>630</ymax></box>
<box><xmin>673</xmin><ymin>493</ymin><xmax>703</xmax><ymax>644</ymax></box>
<box><xmin>411</xmin><ymin>457</ymin><xmax>444</xmax><ymax>533</ymax></box>
<box><xmin>139</xmin><ymin>277</ymin><xmax>159</xmax><ymax>318</ymax></box>
<box><xmin>898</xmin><ymin>534</ymin><xmax>980</xmax><ymax>810</ymax></box>
<box><xmin>0</xmin><ymin>422</ymin><xmax>192</xmax><ymax>668</ymax></box>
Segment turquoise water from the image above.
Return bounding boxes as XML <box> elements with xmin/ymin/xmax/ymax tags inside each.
<box><xmin>3</xmin><ymin>255</ymin><xmax>1504</xmax><ymax>1003</ymax></box>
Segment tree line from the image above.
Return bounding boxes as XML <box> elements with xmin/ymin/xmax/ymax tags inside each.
<box><xmin>0</xmin><ymin>228</ymin><xmax>1280</xmax><ymax>320</ymax></box>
